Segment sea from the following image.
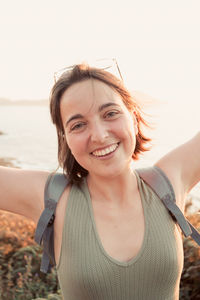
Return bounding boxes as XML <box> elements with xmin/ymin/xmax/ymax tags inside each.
<box><xmin>0</xmin><ymin>103</ymin><xmax>199</xmax><ymax>213</ymax></box>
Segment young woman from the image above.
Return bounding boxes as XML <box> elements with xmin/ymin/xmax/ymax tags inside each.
<box><xmin>0</xmin><ymin>63</ymin><xmax>199</xmax><ymax>299</ymax></box>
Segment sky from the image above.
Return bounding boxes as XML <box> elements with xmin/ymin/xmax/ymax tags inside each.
<box><xmin>0</xmin><ymin>0</ymin><xmax>199</xmax><ymax>143</ymax></box>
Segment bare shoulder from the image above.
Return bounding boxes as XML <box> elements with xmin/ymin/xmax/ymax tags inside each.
<box><xmin>0</xmin><ymin>166</ymin><xmax>50</xmax><ymax>223</ymax></box>
<box><xmin>155</xmin><ymin>132</ymin><xmax>200</xmax><ymax>210</ymax></box>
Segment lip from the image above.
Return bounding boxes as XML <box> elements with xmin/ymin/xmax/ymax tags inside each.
<box><xmin>90</xmin><ymin>142</ymin><xmax>120</xmax><ymax>154</ymax></box>
<box><xmin>90</xmin><ymin>142</ymin><xmax>120</xmax><ymax>158</ymax></box>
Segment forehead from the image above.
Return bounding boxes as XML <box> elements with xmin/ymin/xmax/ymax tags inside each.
<box><xmin>60</xmin><ymin>79</ymin><xmax>125</xmax><ymax>114</ymax></box>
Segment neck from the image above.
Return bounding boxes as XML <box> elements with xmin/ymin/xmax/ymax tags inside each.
<box><xmin>86</xmin><ymin>166</ymin><xmax>138</xmax><ymax>207</ymax></box>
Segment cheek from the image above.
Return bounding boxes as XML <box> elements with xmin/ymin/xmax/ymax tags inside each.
<box><xmin>66</xmin><ymin>134</ymin><xmax>87</xmax><ymax>157</ymax></box>
<box><xmin>118</xmin><ymin>118</ymin><xmax>136</xmax><ymax>140</ymax></box>
<box><xmin>119</xmin><ymin>119</ymin><xmax>137</xmax><ymax>151</ymax></box>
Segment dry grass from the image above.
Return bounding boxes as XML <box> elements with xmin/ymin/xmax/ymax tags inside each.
<box><xmin>0</xmin><ymin>211</ymin><xmax>36</xmax><ymax>255</ymax></box>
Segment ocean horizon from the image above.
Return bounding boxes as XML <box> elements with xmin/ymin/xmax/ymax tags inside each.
<box><xmin>0</xmin><ymin>102</ymin><xmax>199</xmax><ymax>213</ymax></box>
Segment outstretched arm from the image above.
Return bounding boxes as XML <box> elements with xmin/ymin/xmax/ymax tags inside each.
<box><xmin>0</xmin><ymin>166</ymin><xmax>50</xmax><ymax>223</ymax></box>
<box><xmin>155</xmin><ymin>132</ymin><xmax>200</xmax><ymax>209</ymax></box>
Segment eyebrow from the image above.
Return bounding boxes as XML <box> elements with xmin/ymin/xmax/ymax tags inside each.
<box><xmin>65</xmin><ymin>102</ymin><xmax>119</xmax><ymax>127</ymax></box>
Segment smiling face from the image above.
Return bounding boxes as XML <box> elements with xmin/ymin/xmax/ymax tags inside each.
<box><xmin>60</xmin><ymin>79</ymin><xmax>138</xmax><ymax>179</ymax></box>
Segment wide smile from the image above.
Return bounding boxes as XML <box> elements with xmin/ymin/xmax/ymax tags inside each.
<box><xmin>91</xmin><ymin>142</ymin><xmax>120</xmax><ymax>158</ymax></box>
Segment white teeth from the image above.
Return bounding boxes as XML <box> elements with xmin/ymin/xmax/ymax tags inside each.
<box><xmin>92</xmin><ymin>143</ymin><xmax>118</xmax><ymax>157</ymax></box>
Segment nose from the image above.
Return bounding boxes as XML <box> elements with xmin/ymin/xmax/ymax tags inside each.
<box><xmin>90</xmin><ymin>120</ymin><xmax>108</xmax><ymax>143</ymax></box>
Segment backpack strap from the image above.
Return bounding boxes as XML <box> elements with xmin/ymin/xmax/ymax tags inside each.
<box><xmin>35</xmin><ymin>172</ymin><xmax>68</xmax><ymax>273</ymax></box>
<box><xmin>136</xmin><ymin>166</ymin><xmax>200</xmax><ymax>246</ymax></box>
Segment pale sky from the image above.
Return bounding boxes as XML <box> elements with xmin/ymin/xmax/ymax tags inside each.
<box><xmin>0</xmin><ymin>0</ymin><xmax>200</xmax><ymax>142</ymax></box>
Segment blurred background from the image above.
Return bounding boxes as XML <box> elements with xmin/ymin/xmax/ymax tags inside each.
<box><xmin>0</xmin><ymin>1</ymin><xmax>199</xmax><ymax>298</ymax></box>
<box><xmin>0</xmin><ymin>0</ymin><xmax>199</xmax><ymax>208</ymax></box>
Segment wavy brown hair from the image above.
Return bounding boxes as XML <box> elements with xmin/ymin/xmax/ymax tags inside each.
<box><xmin>50</xmin><ymin>63</ymin><xmax>151</xmax><ymax>184</ymax></box>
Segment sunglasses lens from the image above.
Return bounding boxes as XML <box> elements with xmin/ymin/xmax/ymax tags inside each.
<box><xmin>87</xmin><ymin>58</ymin><xmax>122</xmax><ymax>80</ymax></box>
<box><xmin>54</xmin><ymin>58</ymin><xmax>122</xmax><ymax>82</ymax></box>
<box><xmin>54</xmin><ymin>66</ymin><xmax>74</xmax><ymax>82</ymax></box>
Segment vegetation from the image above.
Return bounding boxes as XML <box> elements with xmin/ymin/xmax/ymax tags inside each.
<box><xmin>180</xmin><ymin>212</ymin><xmax>200</xmax><ymax>300</ymax></box>
<box><xmin>0</xmin><ymin>210</ymin><xmax>199</xmax><ymax>300</ymax></box>
<box><xmin>0</xmin><ymin>212</ymin><xmax>61</xmax><ymax>300</ymax></box>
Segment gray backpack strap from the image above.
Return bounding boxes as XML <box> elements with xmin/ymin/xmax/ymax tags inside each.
<box><xmin>136</xmin><ymin>166</ymin><xmax>200</xmax><ymax>246</ymax></box>
<box><xmin>35</xmin><ymin>172</ymin><xmax>68</xmax><ymax>273</ymax></box>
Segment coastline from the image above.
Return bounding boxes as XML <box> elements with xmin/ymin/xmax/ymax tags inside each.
<box><xmin>0</xmin><ymin>98</ymin><xmax>48</xmax><ymax>106</ymax></box>
<box><xmin>0</xmin><ymin>157</ymin><xmax>17</xmax><ymax>167</ymax></box>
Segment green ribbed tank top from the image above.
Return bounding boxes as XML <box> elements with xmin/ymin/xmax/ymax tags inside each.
<box><xmin>56</xmin><ymin>172</ymin><xmax>184</xmax><ymax>300</ymax></box>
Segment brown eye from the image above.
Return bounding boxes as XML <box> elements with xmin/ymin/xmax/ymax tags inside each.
<box><xmin>71</xmin><ymin>122</ymin><xmax>86</xmax><ymax>131</ymax></box>
<box><xmin>105</xmin><ymin>111</ymin><xmax>119</xmax><ymax>118</ymax></box>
